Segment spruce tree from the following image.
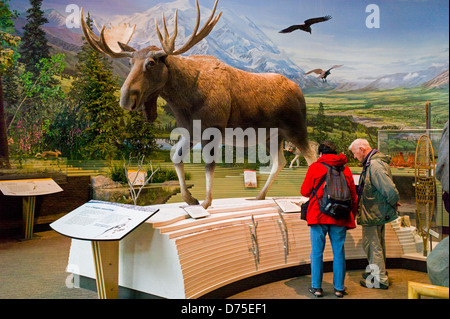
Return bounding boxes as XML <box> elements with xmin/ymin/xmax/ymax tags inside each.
<box><xmin>69</xmin><ymin>13</ymin><xmax>124</xmax><ymax>160</ymax></box>
<box><xmin>70</xmin><ymin>13</ymin><xmax>157</xmax><ymax>160</ymax></box>
<box><xmin>313</xmin><ymin>102</ymin><xmax>328</xmax><ymax>142</ymax></box>
<box><xmin>18</xmin><ymin>0</ymin><xmax>50</xmax><ymax>79</ymax></box>
<box><xmin>0</xmin><ymin>0</ymin><xmax>20</xmax><ymax>168</ymax></box>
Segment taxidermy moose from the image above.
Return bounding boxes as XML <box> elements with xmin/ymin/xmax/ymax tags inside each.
<box><xmin>81</xmin><ymin>0</ymin><xmax>317</xmax><ymax>209</ymax></box>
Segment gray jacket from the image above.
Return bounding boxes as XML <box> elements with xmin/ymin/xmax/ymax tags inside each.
<box><xmin>357</xmin><ymin>152</ymin><xmax>400</xmax><ymax>226</ymax></box>
<box><xmin>436</xmin><ymin>120</ymin><xmax>449</xmax><ymax>192</ymax></box>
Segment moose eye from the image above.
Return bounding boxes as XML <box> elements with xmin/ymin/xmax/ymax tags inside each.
<box><xmin>145</xmin><ymin>59</ymin><xmax>156</xmax><ymax>71</ymax></box>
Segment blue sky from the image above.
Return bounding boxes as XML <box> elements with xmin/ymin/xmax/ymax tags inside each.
<box><xmin>11</xmin><ymin>0</ymin><xmax>449</xmax><ymax>82</ymax></box>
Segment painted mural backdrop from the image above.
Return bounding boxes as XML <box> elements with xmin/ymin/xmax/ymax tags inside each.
<box><xmin>6</xmin><ymin>0</ymin><xmax>450</xmax><ymax>161</ymax></box>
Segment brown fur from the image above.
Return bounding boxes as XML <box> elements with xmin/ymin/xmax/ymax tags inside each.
<box><xmin>121</xmin><ymin>50</ymin><xmax>317</xmax><ymax>208</ymax></box>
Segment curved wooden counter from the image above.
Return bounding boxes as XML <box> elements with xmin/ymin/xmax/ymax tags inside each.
<box><xmin>68</xmin><ymin>197</ymin><xmax>423</xmax><ymax>299</ymax></box>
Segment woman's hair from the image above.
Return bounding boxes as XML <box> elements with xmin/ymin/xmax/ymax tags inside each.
<box><xmin>318</xmin><ymin>140</ymin><xmax>337</xmax><ymax>155</ymax></box>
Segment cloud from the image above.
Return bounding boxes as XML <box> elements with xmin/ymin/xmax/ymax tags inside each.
<box><xmin>403</xmin><ymin>72</ymin><xmax>419</xmax><ymax>81</ymax></box>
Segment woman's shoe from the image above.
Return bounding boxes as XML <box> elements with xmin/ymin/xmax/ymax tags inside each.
<box><xmin>308</xmin><ymin>287</ymin><xmax>323</xmax><ymax>297</ymax></box>
<box><xmin>334</xmin><ymin>288</ymin><xmax>346</xmax><ymax>298</ymax></box>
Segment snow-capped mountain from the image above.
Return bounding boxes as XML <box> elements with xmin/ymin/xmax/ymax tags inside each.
<box><xmin>363</xmin><ymin>65</ymin><xmax>448</xmax><ymax>90</ymax></box>
<box><xmin>43</xmin><ymin>9</ymin><xmax>67</xmax><ymax>28</ymax></box>
<box><xmin>332</xmin><ymin>65</ymin><xmax>449</xmax><ymax>91</ymax></box>
<box><xmin>99</xmin><ymin>0</ymin><xmax>317</xmax><ymax>88</ymax></box>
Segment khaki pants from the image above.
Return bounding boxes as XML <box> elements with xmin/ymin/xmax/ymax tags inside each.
<box><xmin>362</xmin><ymin>224</ymin><xmax>389</xmax><ymax>286</ymax></box>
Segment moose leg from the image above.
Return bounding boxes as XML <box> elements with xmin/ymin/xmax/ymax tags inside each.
<box><xmin>202</xmin><ymin>161</ymin><xmax>216</xmax><ymax>209</ymax></box>
<box><xmin>300</xmin><ymin>142</ymin><xmax>318</xmax><ymax>166</ymax></box>
<box><xmin>289</xmin><ymin>155</ymin><xmax>300</xmax><ymax>168</ymax></box>
<box><xmin>201</xmin><ymin>131</ymin><xmax>221</xmax><ymax>209</ymax></box>
<box><xmin>289</xmin><ymin>136</ymin><xmax>317</xmax><ymax>166</ymax></box>
<box><xmin>256</xmin><ymin>139</ymin><xmax>286</xmax><ymax>200</ymax></box>
<box><xmin>172</xmin><ymin>137</ymin><xmax>199</xmax><ymax>206</ymax></box>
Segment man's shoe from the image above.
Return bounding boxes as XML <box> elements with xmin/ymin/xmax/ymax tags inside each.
<box><xmin>360</xmin><ymin>278</ymin><xmax>389</xmax><ymax>289</ymax></box>
<box><xmin>361</xmin><ymin>271</ymin><xmax>388</xmax><ymax>279</ymax></box>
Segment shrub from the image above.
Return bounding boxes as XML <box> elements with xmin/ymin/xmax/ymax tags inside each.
<box><xmin>149</xmin><ymin>166</ymin><xmax>191</xmax><ymax>183</ymax></box>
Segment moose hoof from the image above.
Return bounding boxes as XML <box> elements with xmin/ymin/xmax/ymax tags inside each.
<box><xmin>185</xmin><ymin>198</ymin><xmax>199</xmax><ymax>206</ymax></box>
<box><xmin>181</xmin><ymin>191</ymin><xmax>199</xmax><ymax>206</ymax></box>
<box><xmin>201</xmin><ymin>201</ymin><xmax>212</xmax><ymax>209</ymax></box>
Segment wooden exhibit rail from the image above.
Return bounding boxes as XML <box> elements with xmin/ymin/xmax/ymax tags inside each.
<box><xmin>408</xmin><ymin>281</ymin><xmax>449</xmax><ymax>299</ymax></box>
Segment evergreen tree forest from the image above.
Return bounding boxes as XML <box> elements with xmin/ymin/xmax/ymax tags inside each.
<box><xmin>1</xmin><ymin>1</ymin><xmax>158</xmax><ymax>164</ymax></box>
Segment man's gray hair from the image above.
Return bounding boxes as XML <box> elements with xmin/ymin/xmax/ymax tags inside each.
<box><xmin>348</xmin><ymin>138</ymin><xmax>371</xmax><ymax>151</ymax></box>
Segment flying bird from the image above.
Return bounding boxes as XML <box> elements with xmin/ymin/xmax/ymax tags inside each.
<box><xmin>305</xmin><ymin>65</ymin><xmax>343</xmax><ymax>82</ymax></box>
<box><xmin>279</xmin><ymin>15</ymin><xmax>332</xmax><ymax>34</ymax></box>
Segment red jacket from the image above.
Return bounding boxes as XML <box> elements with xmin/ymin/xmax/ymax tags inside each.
<box><xmin>301</xmin><ymin>153</ymin><xmax>357</xmax><ymax>229</ymax></box>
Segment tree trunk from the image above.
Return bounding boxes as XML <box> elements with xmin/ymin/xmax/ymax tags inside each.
<box><xmin>0</xmin><ymin>76</ymin><xmax>11</xmax><ymax>169</ymax></box>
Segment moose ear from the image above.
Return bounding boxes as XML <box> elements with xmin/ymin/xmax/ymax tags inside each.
<box><xmin>117</xmin><ymin>42</ymin><xmax>136</xmax><ymax>52</ymax></box>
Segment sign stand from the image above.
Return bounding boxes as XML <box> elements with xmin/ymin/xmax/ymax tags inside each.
<box><xmin>50</xmin><ymin>200</ymin><xmax>159</xmax><ymax>299</ymax></box>
<box><xmin>91</xmin><ymin>240</ymin><xmax>119</xmax><ymax>299</ymax></box>
<box><xmin>0</xmin><ymin>178</ymin><xmax>63</xmax><ymax>240</ymax></box>
<box><xmin>22</xmin><ymin>196</ymin><xmax>37</xmax><ymax>240</ymax></box>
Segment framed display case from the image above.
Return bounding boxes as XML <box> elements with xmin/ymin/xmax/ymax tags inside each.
<box><xmin>378</xmin><ymin>129</ymin><xmax>447</xmax><ymax>242</ymax></box>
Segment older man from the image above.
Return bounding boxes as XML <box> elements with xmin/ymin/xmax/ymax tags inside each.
<box><xmin>349</xmin><ymin>138</ymin><xmax>400</xmax><ymax>289</ymax></box>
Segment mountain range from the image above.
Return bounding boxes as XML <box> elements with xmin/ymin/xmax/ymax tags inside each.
<box><xmin>11</xmin><ymin>1</ymin><xmax>449</xmax><ymax>91</ymax></box>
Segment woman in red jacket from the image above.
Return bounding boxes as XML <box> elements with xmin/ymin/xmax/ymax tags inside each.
<box><xmin>301</xmin><ymin>140</ymin><xmax>357</xmax><ymax>298</ymax></box>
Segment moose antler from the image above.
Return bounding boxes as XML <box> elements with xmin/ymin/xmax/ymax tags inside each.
<box><xmin>80</xmin><ymin>7</ymin><xmax>136</xmax><ymax>58</ymax></box>
<box><xmin>154</xmin><ymin>0</ymin><xmax>222</xmax><ymax>56</ymax></box>
<box><xmin>81</xmin><ymin>0</ymin><xmax>221</xmax><ymax>59</ymax></box>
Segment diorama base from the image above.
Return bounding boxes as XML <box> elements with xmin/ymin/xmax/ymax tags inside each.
<box><xmin>67</xmin><ymin>197</ymin><xmax>426</xmax><ymax>299</ymax></box>
<box><xmin>75</xmin><ymin>257</ymin><xmax>426</xmax><ymax>299</ymax></box>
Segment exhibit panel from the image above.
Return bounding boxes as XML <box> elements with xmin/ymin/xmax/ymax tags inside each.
<box><xmin>68</xmin><ymin>197</ymin><xmax>423</xmax><ymax>299</ymax></box>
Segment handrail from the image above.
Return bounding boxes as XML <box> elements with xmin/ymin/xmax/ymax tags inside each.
<box><xmin>408</xmin><ymin>281</ymin><xmax>449</xmax><ymax>299</ymax></box>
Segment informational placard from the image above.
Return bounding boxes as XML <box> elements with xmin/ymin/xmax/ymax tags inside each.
<box><xmin>244</xmin><ymin>170</ymin><xmax>257</xmax><ymax>188</ymax></box>
<box><xmin>0</xmin><ymin>178</ymin><xmax>63</xmax><ymax>196</ymax></box>
<box><xmin>423</xmin><ymin>227</ymin><xmax>440</xmax><ymax>239</ymax></box>
<box><xmin>273</xmin><ymin>197</ymin><xmax>308</xmax><ymax>213</ymax></box>
<box><xmin>127</xmin><ymin>170</ymin><xmax>147</xmax><ymax>186</ymax></box>
<box><xmin>182</xmin><ymin>205</ymin><xmax>210</xmax><ymax>219</ymax></box>
<box><xmin>50</xmin><ymin>200</ymin><xmax>159</xmax><ymax>241</ymax></box>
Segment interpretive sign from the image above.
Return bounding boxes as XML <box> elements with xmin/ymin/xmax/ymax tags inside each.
<box><xmin>50</xmin><ymin>200</ymin><xmax>159</xmax><ymax>241</ymax></box>
<box><xmin>244</xmin><ymin>170</ymin><xmax>257</xmax><ymax>188</ymax></box>
<box><xmin>273</xmin><ymin>197</ymin><xmax>308</xmax><ymax>213</ymax></box>
<box><xmin>0</xmin><ymin>178</ymin><xmax>63</xmax><ymax>196</ymax></box>
<box><xmin>127</xmin><ymin>170</ymin><xmax>147</xmax><ymax>186</ymax></box>
<box><xmin>182</xmin><ymin>205</ymin><xmax>210</xmax><ymax>219</ymax></box>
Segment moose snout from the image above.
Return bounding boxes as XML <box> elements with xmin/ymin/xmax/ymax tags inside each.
<box><xmin>120</xmin><ymin>87</ymin><xmax>141</xmax><ymax>111</ymax></box>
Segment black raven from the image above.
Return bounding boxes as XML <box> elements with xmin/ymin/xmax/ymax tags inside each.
<box><xmin>279</xmin><ymin>15</ymin><xmax>332</xmax><ymax>34</ymax></box>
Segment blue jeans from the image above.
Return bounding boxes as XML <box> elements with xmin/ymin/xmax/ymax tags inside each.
<box><xmin>310</xmin><ymin>224</ymin><xmax>347</xmax><ymax>291</ymax></box>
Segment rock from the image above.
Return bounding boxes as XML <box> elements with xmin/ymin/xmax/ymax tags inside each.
<box><xmin>427</xmin><ymin>236</ymin><xmax>449</xmax><ymax>287</ymax></box>
<box><xmin>91</xmin><ymin>175</ymin><xmax>128</xmax><ymax>202</ymax></box>
<box><xmin>91</xmin><ymin>175</ymin><xmax>123</xmax><ymax>189</ymax></box>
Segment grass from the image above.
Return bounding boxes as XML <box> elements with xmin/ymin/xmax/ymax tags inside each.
<box><xmin>305</xmin><ymin>87</ymin><xmax>449</xmax><ymax>129</ymax></box>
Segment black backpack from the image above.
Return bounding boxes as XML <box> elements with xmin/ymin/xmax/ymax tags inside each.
<box><xmin>317</xmin><ymin>163</ymin><xmax>353</xmax><ymax>220</ymax></box>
